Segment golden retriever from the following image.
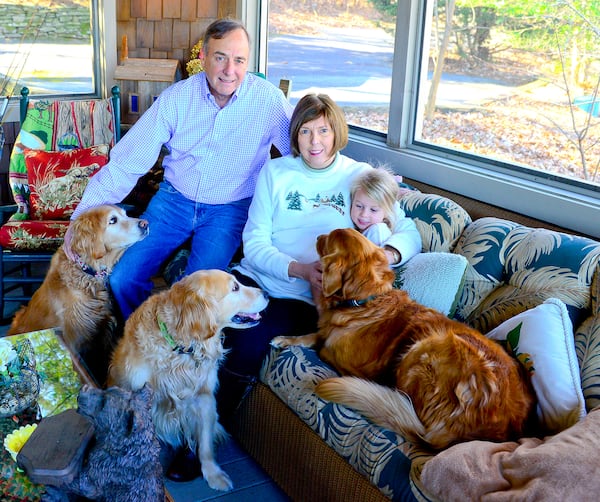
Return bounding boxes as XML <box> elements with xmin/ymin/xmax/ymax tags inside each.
<box><xmin>108</xmin><ymin>270</ymin><xmax>269</xmax><ymax>491</ymax></box>
<box><xmin>273</xmin><ymin>228</ymin><xmax>535</xmax><ymax>449</ymax></box>
<box><xmin>9</xmin><ymin>204</ymin><xmax>148</xmax><ymax>353</ymax></box>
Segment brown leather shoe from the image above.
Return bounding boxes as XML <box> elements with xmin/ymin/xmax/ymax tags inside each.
<box><xmin>166</xmin><ymin>447</ymin><xmax>201</xmax><ymax>482</ymax></box>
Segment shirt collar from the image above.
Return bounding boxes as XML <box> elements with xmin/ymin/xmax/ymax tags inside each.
<box><xmin>201</xmin><ymin>73</ymin><xmax>248</xmax><ymax>107</ymax></box>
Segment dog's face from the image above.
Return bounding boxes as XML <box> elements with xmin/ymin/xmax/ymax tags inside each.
<box><xmin>70</xmin><ymin>204</ymin><xmax>149</xmax><ymax>261</ymax></box>
<box><xmin>316</xmin><ymin>228</ymin><xmax>395</xmax><ymax>300</ymax></box>
<box><xmin>167</xmin><ymin>270</ymin><xmax>269</xmax><ymax>339</ymax></box>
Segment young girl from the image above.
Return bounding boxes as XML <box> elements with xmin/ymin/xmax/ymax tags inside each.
<box><xmin>350</xmin><ymin>166</ymin><xmax>401</xmax><ymax>247</ymax></box>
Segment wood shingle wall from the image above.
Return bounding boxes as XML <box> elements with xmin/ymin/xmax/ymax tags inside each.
<box><xmin>117</xmin><ymin>0</ymin><xmax>238</xmax><ymax>77</ymax></box>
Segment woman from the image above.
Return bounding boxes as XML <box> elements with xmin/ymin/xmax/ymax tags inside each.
<box><xmin>219</xmin><ymin>93</ymin><xmax>422</xmax><ymax>417</ymax></box>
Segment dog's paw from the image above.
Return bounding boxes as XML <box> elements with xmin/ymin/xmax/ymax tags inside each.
<box><xmin>272</xmin><ymin>333</ymin><xmax>319</xmax><ymax>349</ymax></box>
<box><xmin>203</xmin><ymin>463</ymin><xmax>233</xmax><ymax>492</ymax></box>
<box><xmin>271</xmin><ymin>335</ymin><xmax>295</xmax><ymax>348</ymax></box>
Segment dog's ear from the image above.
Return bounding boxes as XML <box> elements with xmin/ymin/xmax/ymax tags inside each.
<box><xmin>321</xmin><ymin>253</ymin><xmax>344</xmax><ymax>297</ymax></box>
<box><xmin>173</xmin><ymin>284</ymin><xmax>218</xmax><ymax>338</ymax></box>
<box><xmin>70</xmin><ymin>212</ymin><xmax>108</xmax><ymax>260</ymax></box>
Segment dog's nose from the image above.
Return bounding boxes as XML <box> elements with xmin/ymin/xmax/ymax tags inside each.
<box><xmin>138</xmin><ymin>219</ymin><xmax>149</xmax><ymax>229</ymax></box>
<box><xmin>262</xmin><ymin>291</ymin><xmax>269</xmax><ymax>300</ymax></box>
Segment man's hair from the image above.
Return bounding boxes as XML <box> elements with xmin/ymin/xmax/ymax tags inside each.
<box><xmin>203</xmin><ymin>18</ymin><xmax>251</xmax><ymax>50</ymax></box>
<box><xmin>290</xmin><ymin>94</ymin><xmax>348</xmax><ymax>158</ymax></box>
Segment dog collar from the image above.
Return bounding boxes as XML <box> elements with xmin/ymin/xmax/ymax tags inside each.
<box><xmin>157</xmin><ymin>316</ymin><xmax>194</xmax><ymax>355</ymax></box>
<box><xmin>72</xmin><ymin>253</ymin><xmax>109</xmax><ymax>282</ymax></box>
<box><xmin>333</xmin><ymin>295</ymin><xmax>378</xmax><ymax>309</ymax></box>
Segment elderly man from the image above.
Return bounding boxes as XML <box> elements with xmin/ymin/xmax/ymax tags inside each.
<box><xmin>71</xmin><ymin>18</ymin><xmax>293</xmax><ymax>320</ymax></box>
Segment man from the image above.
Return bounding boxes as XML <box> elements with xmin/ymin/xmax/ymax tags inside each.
<box><xmin>71</xmin><ymin>18</ymin><xmax>293</xmax><ymax>320</ymax></box>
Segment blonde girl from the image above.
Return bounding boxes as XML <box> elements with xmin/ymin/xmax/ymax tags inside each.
<box><xmin>350</xmin><ymin>166</ymin><xmax>401</xmax><ymax>247</ymax></box>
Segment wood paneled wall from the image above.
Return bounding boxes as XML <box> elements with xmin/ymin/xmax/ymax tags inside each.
<box><xmin>117</xmin><ymin>0</ymin><xmax>238</xmax><ymax>76</ymax></box>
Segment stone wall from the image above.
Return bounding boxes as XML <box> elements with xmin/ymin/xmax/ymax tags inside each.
<box><xmin>0</xmin><ymin>4</ymin><xmax>90</xmax><ymax>42</ymax></box>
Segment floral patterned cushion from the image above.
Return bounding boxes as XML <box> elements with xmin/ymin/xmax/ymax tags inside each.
<box><xmin>453</xmin><ymin>217</ymin><xmax>600</xmax><ymax>333</ymax></box>
<box><xmin>0</xmin><ymin>220</ymin><xmax>69</xmax><ymax>251</ymax></box>
<box><xmin>398</xmin><ymin>191</ymin><xmax>471</xmax><ymax>253</ymax></box>
<box><xmin>25</xmin><ymin>145</ymin><xmax>109</xmax><ymax>220</ymax></box>
<box><xmin>7</xmin><ymin>97</ymin><xmax>116</xmax><ymax>221</ymax></box>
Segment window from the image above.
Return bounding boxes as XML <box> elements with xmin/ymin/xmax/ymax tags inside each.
<box><xmin>264</xmin><ymin>0</ymin><xmax>600</xmax><ymax>238</ymax></box>
<box><xmin>414</xmin><ymin>1</ymin><xmax>600</xmax><ymax>188</ymax></box>
<box><xmin>0</xmin><ymin>0</ymin><xmax>99</xmax><ymax>102</ymax></box>
<box><xmin>266</xmin><ymin>0</ymin><xmax>395</xmax><ymax>135</ymax></box>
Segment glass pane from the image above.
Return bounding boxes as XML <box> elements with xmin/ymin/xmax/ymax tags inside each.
<box><xmin>267</xmin><ymin>0</ymin><xmax>396</xmax><ymax>133</ymax></box>
<box><xmin>415</xmin><ymin>1</ymin><xmax>600</xmax><ymax>187</ymax></box>
<box><xmin>0</xmin><ymin>0</ymin><xmax>95</xmax><ymax>98</ymax></box>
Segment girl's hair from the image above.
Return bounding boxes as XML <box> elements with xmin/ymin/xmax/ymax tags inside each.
<box><xmin>350</xmin><ymin>166</ymin><xmax>400</xmax><ymax>230</ymax></box>
<box><xmin>290</xmin><ymin>94</ymin><xmax>348</xmax><ymax>157</ymax></box>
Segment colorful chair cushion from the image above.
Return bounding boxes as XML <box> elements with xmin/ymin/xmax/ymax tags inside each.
<box><xmin>0</xmin><ymin>220</ymin><xmax>69</xmax><ymax>251</ymax></box>
<box><xmin>25</xmin><ymin>145</ymin><xmax>109</xmax><ymax>220</ymax></box>
<box><xmin>8</xmin><ymin>97</ymin><xmax>116</xmax><ymax>222</ymax></box>
<box><xmin>2</xmin><ymin>96</ymin><xmax>116</xmax><ymax>251</ymax></box>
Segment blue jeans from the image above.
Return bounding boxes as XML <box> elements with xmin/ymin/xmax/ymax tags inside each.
<box><xmin>110</xmin><ymin>181</ymin><xmax>251</xmax><ymax>319</ymax></box>
<box><xmin>217</xmin><ymin>270</ymin><xmax>319</xmax><ymax>419</ymax></box>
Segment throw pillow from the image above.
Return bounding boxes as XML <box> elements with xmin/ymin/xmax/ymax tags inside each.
<box><xmin>486</xmin><ymin>298</ymin><xmax>587</xmax><ymax>434</ymax></box>
<box><xmin>394</xmin><ymin>252</ymin><xmax>468</xmax><ymax>317</ymax></box>
<box><xmin>24</xmin><ymin>145</ymin><xmax>109</xmax><ymax>220</ymax></box>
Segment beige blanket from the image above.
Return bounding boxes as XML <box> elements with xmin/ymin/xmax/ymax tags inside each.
<box><xmin>420</xmin><ymin>408</ymin><xmax>600</xmax><ymax>501</ymax></box>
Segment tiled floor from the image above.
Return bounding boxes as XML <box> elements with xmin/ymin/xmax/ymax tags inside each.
<box><xmin>164</xmin><ymin>437</ymin><xmax>290</xmax><ymax>501</ymax></box>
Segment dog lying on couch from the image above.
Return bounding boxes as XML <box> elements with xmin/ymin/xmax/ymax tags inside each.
<box><xmin>274</xmin><ymin>228</ymin><xmax>535</xmax><ymax>449</ymax></box>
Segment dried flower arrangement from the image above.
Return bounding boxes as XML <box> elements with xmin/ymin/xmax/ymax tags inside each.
<box><xmin>186</xmin><ymin>40</ymin><xmax>204</xmax><ymax>76</ymax></box>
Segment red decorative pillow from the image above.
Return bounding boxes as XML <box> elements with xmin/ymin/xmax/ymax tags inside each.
<box><xmin>24</xmin><ymin>145</ymin><xmax>109</xmax><ymax>220</ymax></box>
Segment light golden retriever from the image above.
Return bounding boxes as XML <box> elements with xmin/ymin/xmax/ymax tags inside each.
<box><xmin>273</xmin><ymin>228</ymin><xmax>535</xmax><ymax>449</ymax></box>
<box><xmin>108</xmin><ymin>270</ymin><xmax>269</xmax><ymax>491</ymax></box>
<box><xmin>8</xmin><ymin>204</ymin><xmax>148</xmax><ymax>354</ymax></box>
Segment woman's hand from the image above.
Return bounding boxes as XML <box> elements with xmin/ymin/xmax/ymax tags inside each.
<box><xmin>288</xmin><ymin>260</ymin><xmax>322</xmax><ymax>291</ymax></box>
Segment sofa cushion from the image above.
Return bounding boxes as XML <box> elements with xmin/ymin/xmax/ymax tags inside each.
<box><xmin>394</xmin><ymin>252</ymin><xmax>468</xmax><ymax>316</ymax></box>
<box><xmin>486</xmin><ymin>298</ymin><xmax>586</xmax><ymax>434</ymax></box>
<box><xmin>398</xmin><ymin>192</ymin><xmax>471</xmax><ymax>254</ymax></box>
<box><xmin>575</xmin><ymin>262</ymin><xmax>600</xmax><ymax>410</ymax></box>
<box><xmin>453</xmin><ymin>217</ymin><xmax>600</xmax><ymax>333</ymax></box>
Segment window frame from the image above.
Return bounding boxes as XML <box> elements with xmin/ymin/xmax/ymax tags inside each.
<box><xmin>3</xmin><ymin>0</ymin><xmax>116</xmax><ymax>123</ymax></box>
<box><xmin>258</xmin><ymin>0</ymin><xmax>600</xmax><ymax>238</ymax></box>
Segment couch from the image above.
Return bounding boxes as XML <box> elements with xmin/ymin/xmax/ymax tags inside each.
<box><xmin>228</xmin><ymin>189</ymin><xmax>600</xmax><ymax>501</ymax></box>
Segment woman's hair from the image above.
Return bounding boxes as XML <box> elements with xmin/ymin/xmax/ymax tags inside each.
<box><xmin>203</xmin><ymin>18</ymin><xmax>250</xmax><ymax>50</ymax></box>
<box><xmin>290</xmin><ymin>94</ymin><xmax>348</xmax><ymax>157</ymax></box>
<box><xmin>350</xmin><ymin>166</ymin><xmax>400</xmax><ymax>230</ymax></box>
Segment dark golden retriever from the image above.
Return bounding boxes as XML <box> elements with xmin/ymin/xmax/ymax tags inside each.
<box><xmin>273</xmin><ymin>228</ymin><xmax>534</xmax><ymax>449</ymax></box>
<box><xmin>8</xmin><ymin>204</ymin><xmax>148</xmax><ymax>353</ymax></box>
<box><xmin>108</xmin><ymin>270</ymin><xmax>269</xmax><ymax>491</ymax></box>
